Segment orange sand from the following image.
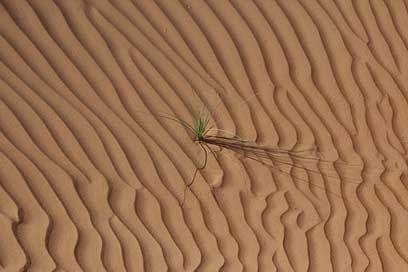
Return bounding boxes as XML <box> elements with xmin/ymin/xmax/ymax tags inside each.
<box><xmin>1</xmin><ymin>0</ymin><xmax>408</xmax><ymax>271</ymax></box>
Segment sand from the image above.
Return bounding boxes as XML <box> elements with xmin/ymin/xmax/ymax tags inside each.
<box><xmin>1</xmin><ymin>0</ymin><xmax>408</xmax><ymax>271</ymax></box>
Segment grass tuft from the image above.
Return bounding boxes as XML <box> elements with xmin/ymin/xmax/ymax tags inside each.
<box><xmin>140</xmin><ymin>91</ymin><xmax>361</xmax><ymax>206</ymax></box>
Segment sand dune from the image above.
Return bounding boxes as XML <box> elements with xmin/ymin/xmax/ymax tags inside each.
<box><xmin>1</xmin><ymin>0</ymin><xmax>408</xmax><ymax>271</ymax></box>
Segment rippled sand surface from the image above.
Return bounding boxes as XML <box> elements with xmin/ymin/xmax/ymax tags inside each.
<box><xmin>1</xmin><ymin>1</ymin><xmax>408</xmax><ymax>271</ymax></box>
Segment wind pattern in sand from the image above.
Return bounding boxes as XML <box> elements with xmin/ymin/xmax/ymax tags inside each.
<box><xmin>1</xmin><ymin>0</ymin><xmax>408</xmax><ymax>271</ymax></box>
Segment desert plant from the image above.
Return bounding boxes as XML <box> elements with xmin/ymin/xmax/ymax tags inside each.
<box><xmin>148</xmin><ymin>92</ymin><xmax>353</xmax><ymax>205</ymax></box>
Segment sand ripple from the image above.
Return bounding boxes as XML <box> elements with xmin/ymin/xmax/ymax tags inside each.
<box><xmin>1</xmin><ymin>0</ymin><xmax>408</xmax><ymax>271</ymax></box>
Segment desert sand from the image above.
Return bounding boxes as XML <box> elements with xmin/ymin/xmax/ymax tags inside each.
<box><xmin>1</xmin><ymin>0</ymin><xmax>408</xmax><ymax>271</ymax></box>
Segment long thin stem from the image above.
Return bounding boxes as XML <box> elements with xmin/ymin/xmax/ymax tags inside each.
<box><xmin>226</xmin><ymin>146</ymin><xmax>344</xmax><ymax>198</ymax></box>
<box><xmin>204</xmin><ymin>143</ymin><xmax>221</xmax><ymax>165</ymax></box>
<box><xmin>182</xmin><ymin>143</ymin><xmax>208</xmax><ymax>206</ymax></box>
<box><xmin>155</xmin><ymin>114</ymin><xmax>196</xmax><ymax>135</ymax></box>
<box><xmin>203</xmin><ymin>137</ymin><xmax>362</xmax><ymax>184</ymax></box>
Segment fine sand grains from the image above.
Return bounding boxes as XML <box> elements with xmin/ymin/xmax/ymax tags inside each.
<box><xmin>1</xmin><ymin>0</ymin><xmax>408</xmax><ymax>271</ymax></box>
